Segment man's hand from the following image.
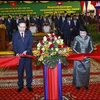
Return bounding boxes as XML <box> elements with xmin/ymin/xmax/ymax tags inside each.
<box><xmin>70</xmin><ymin>28</ymin><xmax>73</xmax><ymax>31</ymax></box>
<box><xmin>22</xmin><ymin>51</ymin><xmax>27</xmax><ymax>55</ymax></box>
<box><xmin>16</xmin><ymin>53</ymin><xmax>20</xmax><ymax>56</ymax></box>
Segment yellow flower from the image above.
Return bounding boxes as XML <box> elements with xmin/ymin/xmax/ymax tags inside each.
<box><xmin>43</xmin><ymin>52</ymin><xmax>49</xmax><ymax>57</ymax></box>
<box><xmin>32</xmin><ymin>50</ymin><xmax>40</xmax><ymax>56</ymax></box>
<box><xmin>44</xmin><ymin>45</ymin><xmax>49</xmax><ymax>50</ymax></box>
<box><xmin>51</xmin><ymin>52</ymin><xmax>56</xmax><ymax>55</ymax></box>
<box><xmin>66</xmin><ymin>47</ymin><xmax>72</xmax><ymax>52</ymax></box>
<box><xmin>38</xmin><ymin>56</ymin><xmax>44</xmax><ymax>61</ymax></box>
<box><xmin>48</xmin><ymin>33</ymin><xmax>51</xmax><ymax>36</ymax></box>
<box><xmin>42</xmin><ymin>47</ymin><xmax>45</xmax><ymax>51</ymax></box>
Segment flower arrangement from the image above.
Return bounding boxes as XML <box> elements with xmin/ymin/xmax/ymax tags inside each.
<box><xmin>33</xmin><ymin>33</ymin><xmax>72</xmax><ymax>68</ymax></box>
<box><xmin>0</xmin><ymin>24</ymin><xmax>6</xmax><ymax>29</ymax></box>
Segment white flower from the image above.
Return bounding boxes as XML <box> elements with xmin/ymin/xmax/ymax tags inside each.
<box><xmin>43</xmin><ymin>36</ymin><xmax>47</xmax><ymax>41</ymax></box>
<box><xmin>56</xmin><ymin>40</ymin><xmax>60</xmax><ymax>44</ymax></box>
<box><xmin>51</xmin><ymin>48</ymin><xmax>54</xmax><ymax>50</ymax></box>
<box><xmin>60</xmin><ymin>39</ymin><xmax>63</xmax><ymax>45</ymax></box>
<box><xmin>48</xmin><ymin>42</ymin><xmax>52</xmax><ymax>45</ymax></box>
<box><xmin>37</xmin><ymin>47</ymin><xmax>40</xmax><ymax>50</ymax></box>
<box><xmin>58</xmin><ymin>36</ymin><xmax>61</xmax><ymax>39</ymax></box>
<box><xmin>55</xmin><ymin>48</ymin><xmax>59</xmax><ymax>52</ymax></box>
<box><xmin>37</xmin><ymin>43</ymin><xmax>41</xmax><ymax>48</ymax></box>
<box><xmin>54</xmin><ymin>36</ymin><xmax>57</xmax><ymax>40</ymax></box>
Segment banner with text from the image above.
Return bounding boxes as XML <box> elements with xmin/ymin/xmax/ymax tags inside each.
<box><xmin>0</xmin><ymin>1</ymin><xmax>81</xmax><ymax>18</ymax></box>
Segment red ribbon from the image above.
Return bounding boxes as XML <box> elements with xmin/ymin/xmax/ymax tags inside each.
<box><xmin>0</xmin><ymin>52</ymin><xmax>100</xmax><ymax>68</ymax></box>
<box><xmin>0</xmin><ymin>54</ymin><xmax>36</xmax><ymax>68</ymax></box>
<box><xmin>0</xmin><ymin>56</ymin><xmax>20</xmax><ymax>68</ymax></box>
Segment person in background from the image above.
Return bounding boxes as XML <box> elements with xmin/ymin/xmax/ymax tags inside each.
<box><xmin>61</xmin><ymin>15</ymin><xmax>74</xmax><ymax>47</ymax></box>
<box><xmin>5</xmin><ymin>15</ymin><xmax>13</xmax><ymax>41</ymax></box>
<box><xmin>12</xmin><ymin>20</ymin><xmax>33</xmax><ymax>92</ymax></box>
<box><xmin>72</xmin><ymin>25</ymin><xmax>94</xmax><ymax>90</ymax></box>
<box><xmin>23</xmin><ymin>15</ymin><xmax>30</xmax><ymax>30</ymax></box>
<box><xmin>72</xmin><ymin>14</ymin><xmax>80</xmax><ymax>40</ymax></box>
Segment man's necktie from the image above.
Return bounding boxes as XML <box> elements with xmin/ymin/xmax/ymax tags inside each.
<box><xmin>21</xmin><ymin>33</ymin><xmax>24</xmax><ymax>41</ymax></box>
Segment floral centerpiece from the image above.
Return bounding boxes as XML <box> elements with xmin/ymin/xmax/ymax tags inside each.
<box><xmin>33</xmin><ymin>33</ymin><xmax>72</xmax><ymax>68</ymax></box>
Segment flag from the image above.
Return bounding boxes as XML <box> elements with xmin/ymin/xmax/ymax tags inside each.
<box><xmin>56</xmin><ymin>1</ymin><xmax>63</xmax><ymax>5</ymax></box>
<box><xmin>80</xmin><ymin>1</ymin><xmax>85</xmax><ymax>11</ymax></box>
<box><xmin>85</xmin><ymin>1</ymin><xmax>88</xmax><ymax>24</ymax></box>
<box><xmin>91</xmin><ymin>1</ymin><xmax>98</xmax><ymax>7</ymax></box>
<box><xmin>10</xmin><ymin>1</ymin><xmax>17</xmax><ymax>7</ymax></box>
<box><xmin>85</xmin><ymin>1</ymin><xmax>88</xmax><ymax>9</ymax></box>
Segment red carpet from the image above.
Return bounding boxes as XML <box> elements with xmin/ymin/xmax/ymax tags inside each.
<box><xmin>0</xmin><ymin>83</ymin><xmax>100</xmax><ymax>100</ymax></box>
<box><xmin>0</xmin><ymin>59</ymin><xmax>100</xmax><ymax>100</ymax></box>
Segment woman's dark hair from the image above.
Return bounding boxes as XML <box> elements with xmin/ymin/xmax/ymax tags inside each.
<box><xmin>79</xmin><ymin>25</ymin><xmax>87</xmax><ymax>31</ymax></box>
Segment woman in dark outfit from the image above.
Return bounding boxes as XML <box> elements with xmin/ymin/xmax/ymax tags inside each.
<box><xmin>72</xmin><ymin>25</ymin><xmax>94</xmax><ymax>90</ymax></box>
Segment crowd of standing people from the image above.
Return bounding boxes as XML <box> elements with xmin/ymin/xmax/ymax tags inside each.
<box><xmin>0</xmin><ymin>10</ymin><xmax>97</xmax><ymax>46</ymax></box>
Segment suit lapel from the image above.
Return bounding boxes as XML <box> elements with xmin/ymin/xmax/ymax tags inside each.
<box><xmin>24</xmin><ymin>31</ymin><xmax>27</xmax><ymax>42</ymax></box>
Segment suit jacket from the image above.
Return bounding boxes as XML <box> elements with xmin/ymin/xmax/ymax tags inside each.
<box><xmin>72</xmin><ymin>35</ymin><xmax>94</xmax><ymax>53</ymax></box>
<box><xmin>5</xmin><ymin>19</ymin><xmax>13</xmax><ymax>31</ymax></box>
<box><xmin>54</xmin><ymin>16</ymin><xmax>61</xmax><ymax>29</ymax></box>
<box><xmin>61</xmin><ymin>20</ymin><xmax>74</xmax><ymax>36</ymax></box>
<box><xmin>72</xmin><ymin>19</ymin><xmax>80</xmax><ymax>33</ymax></box>
<box><xmin>31</xmin><ymin>18</ymin><xmax>39</xmax><ymax>26</ymax></box>
<box><xmin>12</xmin><ymin>30</ymin><xmax>33</xmax><ymax>55</ymax></box>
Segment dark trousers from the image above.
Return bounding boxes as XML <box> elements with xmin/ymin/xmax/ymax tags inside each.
<box><xmin>64</xmin><ymin>34</ymin><xmax>72</xmax><ymax>47</ymax></box>
<box><xmin>17</xmin><ymin>58</ymin><xmax>32</xmax><ymax>88</ymax></box>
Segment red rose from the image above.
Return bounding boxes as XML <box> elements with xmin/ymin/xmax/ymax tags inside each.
<box><xmin>46</xmin><ymin>34</ymin><xmax>49</xmax><ymax>36</ymax></box>
<box><xmin>58</xmin><ymin>45</ymin><xmax>62</xmax><ymax>48</ymax></box>
<box><xmin>49</xmin><ymin>44</ymin><xmax>54</xmax><ymax>48</ymax></box>
<box><xmin>51</xmin><ymin>34</ymin><xmax>55</xmax><ymax>37</ymax></box>
<box><xmin>56</xmin><ymin>35</ymin><xmax>58</xmax><ymax>38</ymax></box>
<box><xmin>40</xmin><ymin>50</ymin><xmax>43</xmax><ymax>53</ymax></box>
<box><xmin>39</xmin><ymin>40</ymin><xmax>42</xmax><ymax>43</ymax></box>
<box><xmin>52</xmin><ymin>38</ymin><xmax>54</xmax><ymax>41</ymax></box>
<box><xmin>40</xmin><ymin>40</ymin><xmax>44</xmax><ymax>45</ymax></box>
<box><xmin>47</xmin><ymin>37</ymin><xmax>50</xmax><ymax>41</ymax></box>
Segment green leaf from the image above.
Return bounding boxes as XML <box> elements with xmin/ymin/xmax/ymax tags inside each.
<box><xmin>42</xmin><ymin>54</ymin><xmax>68</xmax><ymax>68</ymax></box>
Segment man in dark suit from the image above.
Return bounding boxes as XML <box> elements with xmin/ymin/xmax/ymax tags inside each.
<box><xmin>54</xmin><ymin>13</ymin><xmax>62</xmax><ymax>36</ymax></box>
<box><xmin>5</xmin><ymin>15</ymin><xmax>13</xmax><ymax>41</ymax></box>
<box><xmin>12</xmin><ymin>20</ymin><xmax>33</xmax><ymax>92</ymax></box>
<box><xmin>72</xmin><ymin>14</ymin><xmax>80</xmax><ymax>40</ymax></box>
<box><xmin>61</xmin><ymin>15</ymin><xmax>74</xmax><ymax>47</ymax></box>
